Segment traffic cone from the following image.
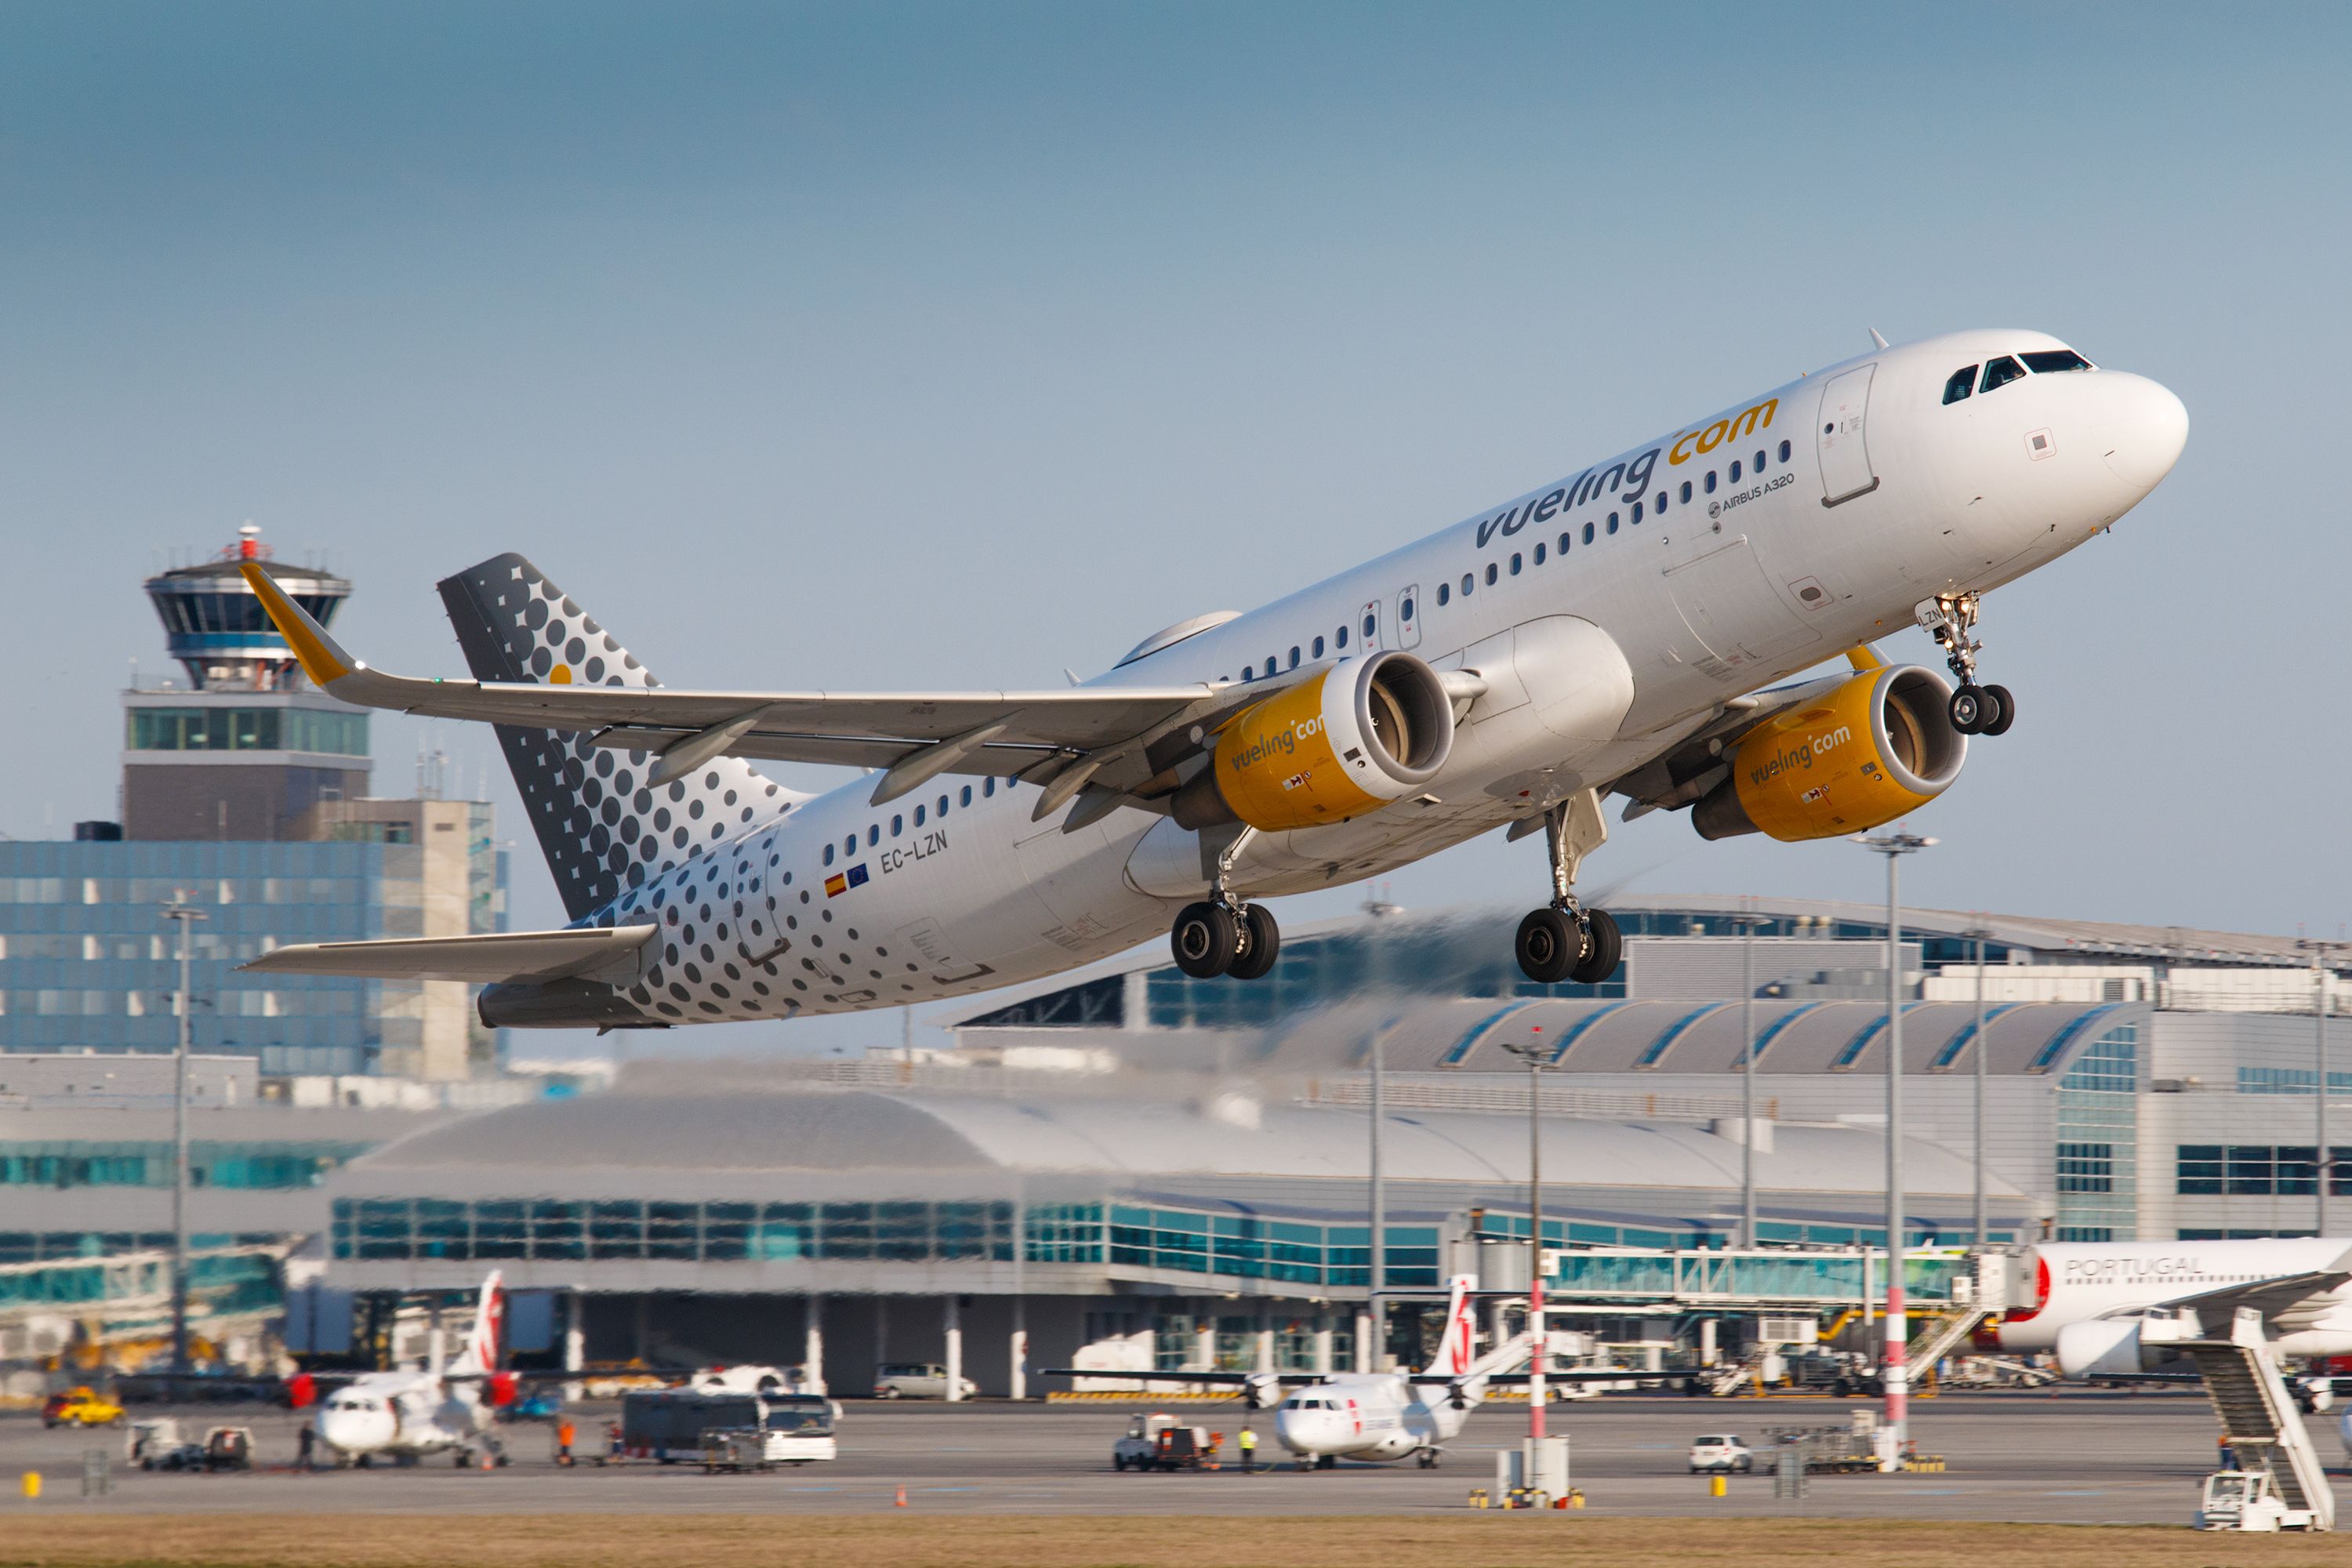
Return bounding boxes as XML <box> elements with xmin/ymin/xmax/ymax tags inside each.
<box><xmin>895</xmin><ymin>1484</ymin><xmax>907</xmax><ymax>1508</ymax></box>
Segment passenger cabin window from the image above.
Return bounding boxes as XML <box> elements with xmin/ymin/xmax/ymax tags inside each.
<box><xmin>1399</xmin><ymin>595</ymin><xmax>1414</xmax><ymax>620</ymax></box>
<box><xmin>1460</xmin><ymin>573</ymin><xmax>1474</xmax><ymax>595</ymax></box>
<box><xmin>2022</xmin><ymin>349</ymin><xmax>2093</xmax><ymax>374</ymax></box>
<box><xmin>1287</xmin><ymin>645</ymin><xmax>1300</xmax><ymax>669</ymax></box>
<box><xmin>1679</xmin><ymin>481</ymin><xmax>1693</xmax><ymax>503</ymax></box>
<box><xmin>983</xmin><ymin>778</ymin><xmax>995</xmax><ymax>797</ymax></box>
<box><xmin>1533</xmin><ymin>542</ymin><xmax>1546</xmax><ymax>564</ymax></box>
<box><xmin>960</xmin><ymin>785</ymin><xmax>972</xmax><ymax>807</ymax></box>
<box><xmin>1729</xmin><ymin>459</ymin><xmax>1741</xmax><ymax>482</ymax></box>
<box><xmin>1631</xmin><ymin>500</ymin><xmax>1643</xmax><ymax>523</ymax></box>
<box><xmin>823</xmin><ymin>844</ymin><xmax>835</xmax><ymax>866</ymax></box>
<box><xmin>1979</xmin><ymin>356</ymin><xmax>2027</xmax><ymax>394</ymax></box>
<box><xmin>913</xmin><ymin>804</ymin><xmax>926</xmax><ymax>826</ymax></box>
<box><xmin>1508</xmin><ymin>554</ymin><xmax>1521</xmax><ymax>575</ymax></box>
<box><xmin>1778</xmin><ymin>439</ymin><xmax>1791</xmax><ymax>462</ymax></box>
<box><xmin>1264</xmin><ymin>657</ymin><xmax>1276</xmax><ymax>679</ymax></box>
<box><xmin>1361</xmin><ymin>612</ymin><xmax>1375</xmax><ymax>637</ymax></box>
<box><xmin>1336</xmin><ymin>625</ymin><xmax>1349</xmax><ymax>649</ymax></box>
<box><xmin>1557</xmin><ymin>532</ymin><xmax>1571</xmax><ymax>554</ymax></box>
<box><xmin>1606</xmin><ymin>511</ymin><xmax>1619</xmax><ymax>535</ymax></box>
<box><xmin>1943</xmin><ymin>366</ymin><xmax>1977</xmax><ymax>405</ymax></box>
<box><xmin>1581</xmin><ymin>521</ymin><xmax>1595</xmax><ymax>544</ymax></box>
<box><xmin>1483</xmin><ymin>564</ymin><xmax>1497</xmax><ymax>585</ymax></box>
<box><xmin>1312</xmin><ymin>634</ymin><xmax>1326</xmax><ymax>656</ymax></box>
<box><xmin>1436</xmin><ymin>584</ymin><xmax>1449</xmax><ymax>606</ymax></box>
<box><xmin>1753</xmin><ymin>449</ymin><xmax>1766</xmax><ymax>471</ymax></box>
<box><xmin>1704</xmin><ymin>471</ymin><xmax>1717</xmax><ymax>493</ymax></box>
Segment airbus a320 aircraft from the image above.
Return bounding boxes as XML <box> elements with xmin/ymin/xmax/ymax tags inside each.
<box><xmin>307</xmin><ymin>1273</ymin><xmax>519</xmax><ymax>1468</ymax></box>
<box><xmin>1987</xmin><ymin>1238</ymin><xmax>2352</xmax><ymax>1375</ymax></box>
<box><xmin>239</xmin><ymin>330</ymin><xmax>2187</xmax><ymax>1026</ymax></box>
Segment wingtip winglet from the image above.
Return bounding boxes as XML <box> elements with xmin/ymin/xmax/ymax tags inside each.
<box><xmin>239</xmin><ymin>561</ymin><xmax>354</xmax><ymax>685</ymax></box>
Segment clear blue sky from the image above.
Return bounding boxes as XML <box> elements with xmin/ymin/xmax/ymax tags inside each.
<box><xmin>4</xmin><ymin>3</ymin><xmax>2345</xmax><ymax>1060</ymax></box>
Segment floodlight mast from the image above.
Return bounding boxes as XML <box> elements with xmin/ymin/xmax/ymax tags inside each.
<box><xmin>1853</xmin><ymin>830</ymin><xmax>1933</xmax><ymax>1452</ymax></box>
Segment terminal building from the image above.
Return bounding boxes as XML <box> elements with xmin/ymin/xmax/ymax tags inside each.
<box><xmin>309</xmin><ymin>896</ymin><xmax>2350</xmax><ymax>1393</ymax></box>
<box><xmin>0</xmin><ymin>526</ymin><xmax>506</xmax><ymax>1082</ymax></box>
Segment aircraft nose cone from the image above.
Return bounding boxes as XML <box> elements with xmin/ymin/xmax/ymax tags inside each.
<box><xmin>2099</xmin><ymin>373</ymin><xmax>2189</xmax><ymax>491</ymax></box>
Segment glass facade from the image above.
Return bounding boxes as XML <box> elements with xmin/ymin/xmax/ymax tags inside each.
<box><xmin>2053</xmin><ymin>1022</ymin><xmax>2138</xmax><ymax>1241</ymax></box>
<box><xmin>330</xmin><ymin>1196</ymin><xmax>1446</xmax><ymax>1290</ymax></box>
<box><xmin>0</xmin><ymin>1243</ymin><xmax>279</xmax><ymax>1316</ymax></box>
<box><xmin>0</xmin><ymin>1140</ymin><xmax>370</xmax><ymax>1189</ymax></box>
<box><xmin>2238</xmin><ymin>1068</ymin><xmax>2352</xmax><ymax>1097</ymax></box>
<box><xmin>0</xmin><ymin>833</ymin><xmax>503</xmax><ymax>1076</ymax></box>
<box><xmin>2178</xmin><ymin>1145</ymin><xmax>2352</xmax><ymax>1197</ymax></box>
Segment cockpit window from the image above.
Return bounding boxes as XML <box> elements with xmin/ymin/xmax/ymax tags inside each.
<box><xmin>1942</xmin><ymin>367</ymin><xmax>1976</xmax><ymax>405</ymax></box>
<box><xmin>2021</xmin><ymin>349</ymin><xmax>2092</xmax><ymax>375</ymax></box>
<box><xmin>1979</xmin><ymin>356</ymin><xmax>2027</xmax><ymax>394</ymax></box>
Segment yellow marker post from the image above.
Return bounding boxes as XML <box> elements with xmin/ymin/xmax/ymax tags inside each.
<box><xmin>20</xmin><ymin>1470</ymin><xmax>39</xmax><ymax>1499</ymax></box>
<box><xmin>1708</xmin><ymin>1472</ymin><xmax>1726</xmax><ymax>1497</ymax></box>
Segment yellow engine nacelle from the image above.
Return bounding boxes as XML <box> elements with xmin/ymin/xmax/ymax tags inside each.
<box><xmin>1172</xmin><ymin>652</ymin><xmax>1454</xmax><ymax>833</ymax></box>
<box><xmin>1692</xmin><ymin>664</ymin><xmax>1965</xmax><ymax>842</ymax></box>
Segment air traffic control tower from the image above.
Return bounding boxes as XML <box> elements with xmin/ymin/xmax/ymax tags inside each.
<box><xmin>123</xmin><ymin>524</ymin><xmax>372</xmax><ymax>840</ymax></box>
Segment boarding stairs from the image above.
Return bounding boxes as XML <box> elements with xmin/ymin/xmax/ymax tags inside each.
<box><xmin>1903</xmin><ymin>1305</ymin><xmax>1990</xmax><ymax>1381</ymax></box>
<box><xmin>1704</xmin><ymin>1345</ymin><xmax>1771</xmax><ymax>1396</ymax></box>
<box><xmin>2179</xmin><ymin>1307</ymin><xmax>2334</xmax><ymax>1530</ymax></box>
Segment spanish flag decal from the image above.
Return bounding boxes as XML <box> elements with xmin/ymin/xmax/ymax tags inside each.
<box><xmin>826</xmin><ymin>864</ymin><xmax>869</xmax><ymax>898</ymax></box>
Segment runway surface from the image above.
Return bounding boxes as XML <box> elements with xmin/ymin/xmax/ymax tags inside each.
<box><xmin>3</xmin><ymin>1388</ymin><xmax>2323</xmax><ymax>1522</ymax></box>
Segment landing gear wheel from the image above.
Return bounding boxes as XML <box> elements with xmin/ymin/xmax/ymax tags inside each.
<box><xmin>1981</xmin><ymin>683</ymin><xmax>2015</xmax><ymax>736</ymax></box>
<box><xmin>1170</xmin><ymin>902</ymin><xmax>1239</xmax><ymax>978</ymax></box>
<box><xmin>1226</xmin><ymin>904</ymin><xmax>1281</xmax><ymax>981</ymax></box>
<box><xmin>1948</xmin><ymin>684</ymin><xmax>1987</xmax><ymax>735</ymax></box>
<box><xmin>1570</xmin><ymin>907</ymin><xmax>1622</xmax><ymax>985</ymax></box>
<box><xmin>1417</xmin><ymin>1448</ymin><xmax>1439</xmax><ymax>1468</ymax></box>
<box><xmin>1515</xmin><ymin>908</ymin><xmax>1577</xmax><ymax>984</ymax></box>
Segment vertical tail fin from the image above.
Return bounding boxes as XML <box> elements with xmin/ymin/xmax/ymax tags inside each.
<box><xmin>435</xmin><ymin>554</ymin><xmax>806</xmax><ymax>920</ymax></box>
<box><xmin>450</xmin><ymin>1271</ymin><xmax>505</xmax><ymax>1377</ymax></box>
<box><xmin>1424</xmin><ymin>1273</ymin><xmax>1478</xmax><ymax>1378</ymax></box>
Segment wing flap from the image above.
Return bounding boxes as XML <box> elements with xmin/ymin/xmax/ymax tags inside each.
<box><xmin>241</xmin><ymin>925</ymin><xmax>658</xmax><ymax>985</ymax></box>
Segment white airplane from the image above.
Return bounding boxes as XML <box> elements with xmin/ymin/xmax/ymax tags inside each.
<box><xmin>1054</xmin><ymin>1274</ymin><xmax>1532</xmax><ymax>1468</ymax></box>
<box><xmin>1991</xmin><ymin>1239</ymin><xmax>2352</xmax><ymax>1377</ymax></box>
<box><xmin>234</xmin><ymin>329</ymin><xmax>2187</xmax><ymax>1024</ymax></box>
<box><xmin>307</xmin><ymin>1273</ymin><xmax>521</xmax><ymax>1468</ymax></box>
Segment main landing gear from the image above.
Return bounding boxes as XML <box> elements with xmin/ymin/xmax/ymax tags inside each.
<box><xmin>1170</xmin><ymin>827</ymin><xmax>1281</xmax><ymax>981</ymax></box>
<box><xmin>1917</xmin><ymin>591</ymin><xmax>2015</xmax><ymax>737</ymax></box>
<box><xmin>1515</xmin><ymin>789</ymin><xmax>1622</xmax><ymax>986</ymax></box>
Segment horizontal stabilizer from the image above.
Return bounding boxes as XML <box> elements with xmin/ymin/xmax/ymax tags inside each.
<box><xmin>240</xmin><ymin>925</ymin><xmax>657</xmax><ymax>985</ymax></box>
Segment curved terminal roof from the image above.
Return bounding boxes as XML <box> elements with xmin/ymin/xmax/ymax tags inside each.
<box><xmin>349</xmin><ymin>1083</ymin><xmax>2014</xmax><ymax>1203</ymax></box>
<box><xmin>1268</xmin><ymin>996</ymin><xmax>2147</xmax><ymax>1079</ymax></box>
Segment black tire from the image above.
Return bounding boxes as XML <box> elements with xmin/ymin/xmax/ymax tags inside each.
<box><xmin>1948</xmin><ymin>684</ymin><xmax>1985</xmax><ymax>735</ymax></box>
<box><xmin>1515</xmin><ymin>907</ymin><xmax>1576</xmax><ymax>983</ymax></box>
<box><xmin>1981</xmin><ymin>683</ymin><xmax>2016</xmax><ymax>736</ymax></box>
<box><xmin>1171</xmin><ymin>902</ymin><xmax>1239</xmax><ymax>978</ymax></box>
<box><xmin>1570</xmin><ymin>908</ymin><xmax>1623</xmax><ymax>985</ymax></box>
<box><xmin>1227</xmin><ymin>904</ymin><xmax>1281</xmax><ymax>981</ymax></box>
<box><xmin>1112</xmin><ymin>1455</ymin><xmax>1125</xmax><ymax>1472</ymax></box>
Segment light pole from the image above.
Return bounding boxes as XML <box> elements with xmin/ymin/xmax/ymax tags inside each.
<box><xmin>2298</xmin><ymin>938</ymin><xmax>2347</xmax><ymax>1235</ymax></box>
<box><xmin>1499</xmin><ymin>1032</ymin><xmax>1549</xmax><ymax>1440</ymax></box>
<box><xmin>1367</xmin><ymin>1019</ymin><xmax>1388</xmax><ymax>1372</ymax></box>
<box><xmin>1963</xmin><ymin>921</ymin><xmax>1993</xmax><ymax>1247</ymax></box>
<box><xmin>1853</xmin><ymin>830</ymin><xmax>1932</xmax><ymax>1453</ymax></box>
<box><xmin>161</xmin><ymin>890</ymin><xmax>208</xmax><ymax>1377</ymax></box>
<box><xmin>1727</xmin><ymin>899</ymin><xmax>1771</xmax><ymax>1248</ymax></box>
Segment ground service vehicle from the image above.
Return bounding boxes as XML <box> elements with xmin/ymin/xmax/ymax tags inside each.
<box><xmin>42</xmin><ymin>1387</ymin><xmax>124</xmax><ymax>1428</ymax></box>
<box><xmin>1688</xmin><ymin>1434</ymin><xmax>1753</xmax><ymax>1473</ymax></box>
<box><xmin>1113</xmin><ymin>1413</ymin><xmax>1218</xmax><ymax>1472</ymax></box>
<box><xmin>2199</xmin><ymin>1468</ymin><xmax>2322</xmax><ymax>1532</ymax></box>
<box><xmin>621</xmin><ymin>1388</ymin><xmax>839</xmax><ymax>1465</ymax></box>
<box><xmin>873</xmin><ymin>1363</ymin><xmax>977</xmax><ymax>1400</ymax></box>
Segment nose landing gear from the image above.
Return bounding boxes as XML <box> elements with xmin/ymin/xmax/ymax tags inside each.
<box><xmin>1917</xmin><ymin>592</ymin><xmax>2015</xmax><ymax>736</ymax></box>
<box><xmin>1514</xmin><ymin>789</ymin><xmax>1622</xmax><ymax>986</ymax></box>
<box><xmin>1168</xmin><ymin>827</ymin><xmax>1282</xmax><ymax>980</ymax></box>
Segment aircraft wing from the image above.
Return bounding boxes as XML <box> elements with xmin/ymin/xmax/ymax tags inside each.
<box><xmin>241</xmin><ymin>925</ymin><xmax>658</xmax><ymax>985</ymax></box>
<box><xmin>241</xmin><ymin>562</ymin><xmax>1282</xmax><ymax>814</ymax></box>
<box><xmin>2149</xmin><ymin>1268</ymin><xmax>2352</xmax><ymax>1334</ymax></box>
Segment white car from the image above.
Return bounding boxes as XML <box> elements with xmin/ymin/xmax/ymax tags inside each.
<box><xmin>872</xmin><ymin>1363</ymin><xmax>979</xmax><ymax>1400</ymax></box>
<box><xmin>1688</xmin><ymin>1434</ymin><xmax>1754</xmax><ymax>1473</ymax></box>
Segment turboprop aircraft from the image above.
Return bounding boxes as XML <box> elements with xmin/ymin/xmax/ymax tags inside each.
<box><xmin>237</xmin><ymin>329</ymin><xmax>2187</xmax><ymax>1027</ymax></box>
<box><xmin>1052</xmin><ymin>1275</ymin><xmax>1537</xmax><ymax>1468</ymax></box>
<box><xmin>306</xmin><ymin>1273</ymin><xmax>520</xmax><ymax>1468</ymax></box>
<box><xmin>1990</xmin><ymin>1239</ymin><xmax>2352</xmax><ymax>1377</ymax></box>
